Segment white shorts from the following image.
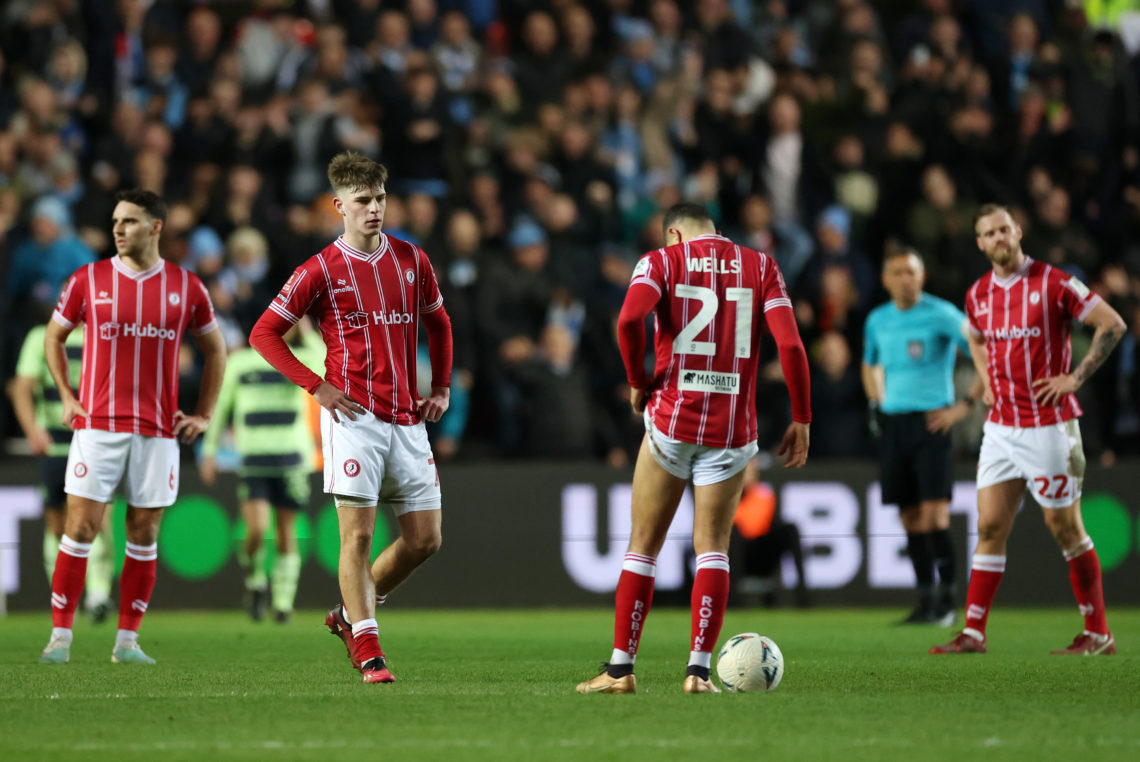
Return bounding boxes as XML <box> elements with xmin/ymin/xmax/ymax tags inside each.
<box><xmin>976</xmin><ymin>419</ymin><xmax>1086</xmax><ymax>508</ymax></box>
<box><xmin>64</xmin><ymin>429</ymin><xmax>180</xmax><ymax>508</ymax></box>
<box><xmin>643</xmin><ymin>410</ymin><xmax>758</xmax><ymax>485</ymax></box>
<box><xmin>321</xmin><ymin>408</ymin><xmax>441</xmax><ymax>515</ymax></box>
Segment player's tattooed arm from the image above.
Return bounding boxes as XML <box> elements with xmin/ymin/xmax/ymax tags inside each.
<box><xmin>1071</xmin><ymin>322</ymin><xmax>1125</xmax><ymax>387</ymax></box>
<box><xmin>1033</xmin><ymin>301</ymin><xmax>1126</xmax><ymax>406</ymax></box>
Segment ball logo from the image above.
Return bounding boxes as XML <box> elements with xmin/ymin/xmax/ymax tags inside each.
<box><xmin>74</xmin><ymin>462</ymin><xmax>88</xmax><ymax>478</ymax></box>
<box><xmin>344</xmin><ymin>459</ymin><xmax>361</xmax><ymax>477</ymax></box>
<box><xmin>168</xmin><ymin>292</ymin><xmax>181</xmax><ymax>306</ymax></box>
<box><xmin>405</xmin><ymin>268</ymin><xmax>415</xmax><ymax>284</ymax></box>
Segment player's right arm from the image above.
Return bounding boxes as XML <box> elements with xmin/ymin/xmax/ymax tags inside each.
<box><xmin>967</xmin><ymin>330</ymin><xmax>993</xmax><ymax>406</ymax></box>
<box><xmin>43</xmin><ymin>318</ymin><xmax>87</xmax><ymax>426</ymax></box>
<box><xmin>199</xmin><ymin>352</ymin><xmax>239</xmax><ymax>485</ymax></box>
<box><xmin>616</xmin><ymin>281</ymin><xmax>659</xmax><ymax>415</ymax></box>
<box><xmin>250</xmin><ymin>263</ymin><xmax>365</xmax><ymax>423</ymax></box>
<box><xmin>7</xmin><ymin>328</ymin><xmax>52</xmax><ymax>454</ymax></box>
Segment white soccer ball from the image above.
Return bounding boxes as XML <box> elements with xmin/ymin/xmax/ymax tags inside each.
<box><xmin>716</xmin><ymin>632</ymin><xmax>784</xmax><ymax>693</ymax></box>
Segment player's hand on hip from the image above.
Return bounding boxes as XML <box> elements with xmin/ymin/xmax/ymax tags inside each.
<box><xmin>630</xmin><ymin>386</ymin><xmax>647</xmax><ymax>415</ymax></box>
<box><xmin>1031</xmin><ymin>374</ymin><xmax>1078</xmax><ymax>407</ymax></box>
<box><xmin>313</xmin><ymin>381</ymin><xmax>367</xmax><ymax>423</ymax></box>
<box><xmin>199</xmin><ymin>455</ymin><xmax>217</xmax><ymax>485</ymax></box>
<box><xmin>61</xmin><ymin>396</ymin><xmax>88</xmax><ymax>427</ymax></box>
<box><xmin>926</xmin><ymin>402</ymin><xmax>967</xmax><ymax>434</ymax></box>
<box><xmin>173</xmin><ymin>411</ymin><xmax>210</xmax><ymax>444</ymax></box>
<box><xmin>982</xmin><ymin>384</ymin><xmax>994</xmax><ymax>407</ymax></box>
<box><xmin>416</xmin><ymin>386</ymin><xmax>450</xmax><ymax>423</ymax></box>
<box><xmin>778</xmin><ymin>422</ymin><xmax>810</xmax><ymax>468</ymax></box>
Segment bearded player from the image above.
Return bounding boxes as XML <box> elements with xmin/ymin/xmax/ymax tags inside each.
<box><xmin>932</xmin><ymin>204</ymin><xmax>1125</xmax><ymax>656</ymax></box>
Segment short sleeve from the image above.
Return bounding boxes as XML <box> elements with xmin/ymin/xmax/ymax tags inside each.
<box><xmin>52</xmin><ymin>268</ymin><xmax>88</xmax><ymax>329</ymax></box>
<box><xmin>862</xmin><ymin>312</ymin><xmax>879</xmax><ymax>365</ymax></box>
<box><xmin>1055</xmin><ymin>270</ymin><xmax>1101</xmax><ymax>323</ymax></box>
<box><xmin>418</xmin><ymin>247</ymin><xmax>444</xmax><ymax>313</ymax></box>
<box><xmin>964</xmin><ymin>287</ymin><xmax>985</xmax><ymax>337</ymax></box>
<box><xmin>186</xmin><ymin>273</ymin><xmax>220</xmax><ymax>335</ymax></box>
<box><xmin>269</xmin><ymin>259</ymin><xmax>324</xmax><ymax>325</ymax></box>
<box><xmin>15</xmin><ymin>325</ymin><xmax>46</xmax><ymax>379</ymax></box>
<box><xmin>629</xmin><ymin>250</ymin><xmax>664</xmax><ymax>296</ymax></box>
<box><xmin>941</xmin><ymin>300</ymin><xmax>971</xmax><ymax>353</ymax></box>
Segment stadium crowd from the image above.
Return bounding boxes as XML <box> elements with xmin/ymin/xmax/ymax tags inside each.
<box><xmin>3</xmin><ymin>0</ymin><xmax>1140</xmax><ymax>465</ymax></box>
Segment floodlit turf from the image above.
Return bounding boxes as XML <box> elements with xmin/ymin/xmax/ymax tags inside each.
<box><xmin>2</xmin><ymin>608</ymin><xmax>1138</xmax><ymax>762</ymax></box>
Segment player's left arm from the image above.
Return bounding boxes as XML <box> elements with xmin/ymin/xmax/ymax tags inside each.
<box><xmin>1032</xmin><ymin>300</ymin><xmax>1127</xmax><ymax>407</ymax></box>
<box><xmin>417</xmin><ymin>250</ymin><xmax>453</xmax><ymax>424</ymax></box>
<box><xmin>175</xmin><ymin>327</ymin><xmax>227</xmax><ymax>444</ymax></box>
<box><xmin>418</xmin><ymin>304</ymin><xmax>453</xmax><ymax>423</ymax></box>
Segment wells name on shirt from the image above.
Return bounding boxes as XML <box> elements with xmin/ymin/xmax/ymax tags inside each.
<box><xmin>630</xmin><ymin>234</ymin><xmax>793</xmax><ymax>449</ymax></box>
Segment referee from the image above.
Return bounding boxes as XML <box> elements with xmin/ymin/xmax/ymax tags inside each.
<box><xmin>862</xmin><ymin>248</ymin><xmax>982</xmax><ymax>625</ymax></box>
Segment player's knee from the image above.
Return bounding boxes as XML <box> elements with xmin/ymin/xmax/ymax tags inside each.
<box><xmin>1042</xmin><ymin>511</ymin><xmax>1080</xmax><ymax>546</ymax></box>
<box><xmin>409</xmin><ymin>531</ymin><xmax>441</xmax><ymax>560</ymax></box>
<box><xmin>976</xmin><ymin>518</ymin><xmax>1006</xmax><ymax>543</ymax></box>
<box><xmin>343</xmin><ymin>529</ymin><xmax>373</xmax><ymax>555</ymax></box>
<box><xmin>66</xmin><ymin>519</ymin><xmax>100</xmax><ymax>543</ymax></box>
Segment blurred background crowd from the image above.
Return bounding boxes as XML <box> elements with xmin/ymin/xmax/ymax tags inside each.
<box><xmin>4</xmin><ymin>0</ymin><xmax>1140</xmax><ymax>466</ymax></box>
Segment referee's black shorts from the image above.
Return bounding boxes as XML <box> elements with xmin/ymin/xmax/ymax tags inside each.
<box><xmin>878</xmin><ymin>411</ymin><xmax>953</xmax><ymax>507</ymax></box>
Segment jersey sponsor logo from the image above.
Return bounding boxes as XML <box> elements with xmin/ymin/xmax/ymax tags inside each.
<box><xmin>984</xmin><ymin>326</ymin><xmax>1042</xmax><ymax>341</ymax></box>
<box><xmin>345</xmin><ymin>310</ymin><xmax>414</xmax><ymax>328</ymax></box>
<box><xmin>332</xmin><ymin>284</ymin><xmax>355</xmax><ymax>294</ymax></box>
<box><xmin>907</xmin><ymin>340</ymin><xmax>924</xmax><ymax>360</ymax></box>
<box><xmin>95</xmin><ymin>291</ymin><xmax>114</xmax><ymax>305</ymax></box>
<box><xmin>631</xmin><ymin>258</ymin><xmax>650</xmax><ymax>280</ymax></box>
<box><xmin>100</xmin><ymin>323</ymin><xmax>120</xmax><ymax>340</ymax></box>
<box><xmin>168</xmin><ymin>292</ymin><xmax>181</xmax><ymax>306</ymax></box>
<box><xmin>118</xmin><ymin>323</ymin><xmax>178</xmax><ymax>340</ymax></box>
<box><xmin>344</xmin><ymin>459</ymin><xmax>361</xmax><ymax>477</ymax></box>
<box><xmin>678</xmin><ymin>370</ymin><xmax>740</xmax><ymax>394</ymax></box>
<box><xmin>405</xmin><ymin>268</ymin><xmax>415</xmax><ymax>284</ymax></box>
<box><xmin>686</xmin><ymin>256</ymin><xmax>741</xmax><ymax>274</ymax></box>
<box><xmin>73</xmin><ymin>462</ymin><xmax>88</xmax><ymax>478</ymax></box>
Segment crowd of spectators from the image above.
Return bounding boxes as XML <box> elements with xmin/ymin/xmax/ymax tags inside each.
<box><xmin>4</xmin><ymin>0</ymin><xmax>1140</xmax><ymax>466</ymax></box>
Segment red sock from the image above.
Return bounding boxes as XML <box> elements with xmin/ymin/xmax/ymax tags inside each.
<box><xmin>690</xmin><ymin>553</ymin><xmax>730</xmax><ymax>657</ymax></box>
<box><xmin>118</xmin><ymin>543</ymin><xmax>157</xmax><ymax>632</ymax></box>
<box><xmin>351</xmin><ymin>618</ymin><xmax>382</xmax><ymax>663</ymax></box>
<box><xmin>963</xmin><ymin>555</ymin><xmax>1005</xmax><ymax>638</ymax></box>
<box><xmin>1065</xmin><ymin>540</ymin><xmax>1109</xmax><ymax>635</ymax></box>
<box><xmin>612</xmin><ymin>553</ymin><xmax>656</xmax><ymax>661</ymax></box>
<box><xmin>51</xmin><ymin>536</ymin><xmax>91</xmax><ymax>628</ymax></box>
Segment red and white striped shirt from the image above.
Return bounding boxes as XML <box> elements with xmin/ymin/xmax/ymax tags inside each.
<box><xmin>965</xmin><ymin>257</ymin><xmax>1100</xmax><ymax>428</ymax></box>
<box><xmin>52</xmin><ymin>255</ymin><xmax>218</xmax><ymax>438</ymax></box>
<box><xmin>268</xmin><ymin>234</ymin><xmax>444</xmax><ymax>424</ymax></box>
<box><xmin>629</xmin><ymin>234</ymin><xmax>794</xmax><ymax>448</ymax></box>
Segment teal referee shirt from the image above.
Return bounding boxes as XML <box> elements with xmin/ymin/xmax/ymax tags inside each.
<box><xmin>863</xmin><ymin>293</ymin><xmax>969</xmax><ymax>414</ymax></box>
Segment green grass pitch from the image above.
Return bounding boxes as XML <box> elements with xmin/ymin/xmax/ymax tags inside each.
<box><xmin>2</xmin><ymin>608</ymin><xmax>1138</xmax><ymax>761</ymax></box>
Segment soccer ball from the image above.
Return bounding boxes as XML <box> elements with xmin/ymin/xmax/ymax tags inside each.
<box><xmin>716</xmin><ymin>632</ymin><xmax>784</xmax><ymax>693</ymax></box>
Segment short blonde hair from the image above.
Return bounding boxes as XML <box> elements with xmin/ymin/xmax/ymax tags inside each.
<box><xmin>327</xmin><ymin>151</ymin><xmax>388</xmax><ymax>194</ymax></box>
